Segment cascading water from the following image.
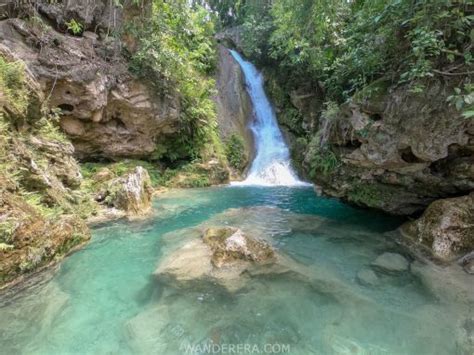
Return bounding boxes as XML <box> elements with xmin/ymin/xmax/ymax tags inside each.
<box><xmin>230</xmin><ymin>50</ymin><xmax>307</xmax><ymax>186</ymax></box>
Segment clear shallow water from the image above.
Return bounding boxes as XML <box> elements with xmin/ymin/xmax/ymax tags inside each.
<box><xmin>0</xmin><ymin>187</ymin><xmax>472</xmax><ymax>354</ymax></box>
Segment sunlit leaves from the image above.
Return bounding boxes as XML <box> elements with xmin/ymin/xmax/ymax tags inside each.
<box><xmin>130</xmin><ymin>0</ymin><xmax>220</xmax><ymax>160</ymax></box>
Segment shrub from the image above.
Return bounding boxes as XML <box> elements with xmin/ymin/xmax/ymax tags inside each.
<box><xmin>306</xmin><ymin>137</ymin><xmax>340</xmax><ymax>178</ymax></box>
<box><xmin>225</xmin><ymin>134</ymin><xmax>245</xmax><ymax>170</ymax></box>
<box><xmin>65</xmin><ymin>19</ymin><xmax>84</xmax><ymax>35</ymax></box>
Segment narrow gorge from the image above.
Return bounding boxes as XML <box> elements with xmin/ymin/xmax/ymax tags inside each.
<box><xmin>0</xmin><ymin>1</ymin><xmax>473</xmax><ymax>354</ymax></box>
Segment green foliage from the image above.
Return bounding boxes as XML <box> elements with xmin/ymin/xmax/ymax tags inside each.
<box><xmin>21</xmin><ymin>190</ymin><xmax>64</xmax><ymax>219</ymax></box>
<box><xmin>36</xmin><ymin>109</ymin><xmax>68</xmax><ymax>143</ymax></box>
<box><xmin>217</xmin><ymin>1</ymin><xmax>473</xmax><ymax>103</ymax></box>
<box><xmin>447</xmin><ymin>83</ymin><xmax>474</xmax><ymax>119</ymax></box>
<box><xmin>0</xmin><ymin>220</ymin><xmax>15</xmax><ymax>245</ymax></box>
<box><xmin>65</xmin><ymin>19</ymin><xmax>84</xmax><ymax>35</ymax></box>
<box><xmin>0</xmin><ymin>56</ymin><xmax>29</xmax><ymax>116</ymax></box>
<box><xmin>81</xmin><ymin>160</ymin><xmax>162</xmax><ymax>188</ymax></box>
<box><xmin>238</xmin><ymin>1</ymin><xmax>274</xmax><ymax>62</ymax></box>
<box><xmin>159</xmin><ymin>163</ymin><xmax>211</xmax><ymax>188</ymax></box>
<box><xmin>279</xmin><ymin>107</ymin><xmax>305</xmax><ymax>135</ymax></box>
<box><xmin>348</xmin><ymin>184</ymin><xmax>382</xmax><ymax>208</ymax></box>
<box><xmin>321</xmin><ymin>101</ymin><xmax>340</xmax><ymax>122</ymax></box>
<box><xmin>306</xmin><ymin>137</ymin><xmax>340</xmax><ymax>178</ymax></box>
<box><xmin>347</xmin><ymin>182</ymin><xmax>394</xmax><ymax>209</ymax></box>
<box><xmin>0</xmin><ymin>115</ymin><xmax>18</xmax><ymax>187</ymax></box>
<box><xmin>128</xmin><ymin>0</ymin><xmax>223</xmax><ymax>162</ymax></box>
<box><xmin>0</xmin><ymin>243</ymin><xmax>14</xmax><ymax>251</ymax></box>
<box><xmin>225</xmin><ymin>134</ymin><xmax>245</xmax><ymax>170</ymax></box>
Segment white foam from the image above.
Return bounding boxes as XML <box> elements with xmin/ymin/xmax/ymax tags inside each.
<box><xmin>229</xmin><ymin>50</ymin><xmax>309</xmax><ymax>187</ymax></box>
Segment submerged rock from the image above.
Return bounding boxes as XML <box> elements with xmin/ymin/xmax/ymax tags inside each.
<box><xmin>0</xmin><ymin>280</ymin><xmax>70</xmax><ymax>353</ymax></box>
<box><xmin>104</xmin><ymin>166</ymin><xmax>153</xmax><ymax>217</ymax></box>
<box><xmin>462</xmin><ymin>260</ymin><xmax>474</xmax><ymax>275</ymax></box>
<box><xmin>155</xmin><ymin>227</ymin><xmax>276</xmax><ymax>292</ymax></box>
<box><xmin>401</xmin><ymin>193</ymin><xmax>474</xmax><ymax>261</ymax></box>
<box><xmin>356</xmin><ymin>268</ymin><xmax>379</xmax><ymax>286</ymax></box>
<box><xmin>410</xmin><ymin>260</ymin><xmax>474</xmax><ymax>305</ymax></box>
<box><xmin>371</xmin><ymin>252</ymin><xmax>409</xmax><ymax>272</ymax></box>
<box><xmin>154</xmin><ymin>210</ymin><xmax>376</xmax><ymax>304</ymax></box>
<box><xmin>456</xmin><ymin>317</ymin><xmax>474</xmax><ymax>355</ymax></box>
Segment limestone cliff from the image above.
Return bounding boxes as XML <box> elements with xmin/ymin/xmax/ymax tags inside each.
<box><xmin>215</xmin><ymin>45</ymin><xmax>254</xmax><ymax>177</ymax></box>
<box><xmin>0</xmin><ymin>0</ymin><xmax>181</xmax><ymax>160</ymax></box>
<box><xmin>299</xmin><ymin>77</ymin><xmax>473</xmax><ymax>215</ymax></box>
<box><xmin>0</xmin><ymin>48</ymin><xmax>91</xmax><ymax>286</ymax></box>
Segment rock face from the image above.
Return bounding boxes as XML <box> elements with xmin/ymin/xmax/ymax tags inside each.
<box><xmin>31</xmin><ymin>0</ymin><xmax>151</xmax><ymax>36</ymax></box>
<box><xmin>401</xmin><ymin>193</ymin><xmax>474</xmax><ymax>261</ymax></box>
<box><xmin>11</xmin><ymin>136</ymin><xmax>84</xmax><ymax>210</ymax></box>
<box><xmin>0</xmin><ymin>3</ymin><xmax>180</xmax><ymax>160</ymax></box>
<box><xmin>299</xmin><ymin>79</ymin><xmax>474</xmax><ymax>215</ymax></box>
<box><xmin>0</xmin><ymin>32</ymin><xmax>92</xmax><ymax>286</ymax></box>
<box><xmin>103</xmin><ymin>166</ymin><xmax>153</xmax><ymax>216</ymax></box>
<box><xmin>215</xmin><ymin>45</ymin><xmax>255</xmax><ymax>176</ymax></box>
<box><xmin>0</xmin><ymin>192</ymin><xmax>90</xmax><ymax>286</ymax></box>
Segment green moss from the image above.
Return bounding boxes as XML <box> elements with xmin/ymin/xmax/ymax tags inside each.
<box><xmin>69</xmin><ymin>190</ymin><xmax>99</xmax><ymax>219</ymax></box>
<box><xmin>0</xmin><ymin>55</ymin><xmax>29</xmax><ymax>117</ymax></box>
<box><xmin>20</xmin><ymin>190</ymin><xmax>64</xmax><ymax>219</ymax></box>
<box><xmin>347</xmin><ymin>183</ymin><xmax>395</xmax><ymax>209</ymax></box>
<box><xmin>225</xmin><ymin>134</ymin><xmax>245</xmax><ymax>170</ymax></box>
<box><xmin>159</xmin><ymin>162</ymin><xmax>220</xmax><ymax>188</ymax></box>
<box><xmin>352</xmin><ymin>78</ymin><xmax>391</xmax><ymax>105</ymax></box>
<box><xmin>36</xmin><ymin>112</ymin><xmax>68</xmax><ymax>143</ymax></box>
<box><xmin>81</xmin><ymin>160</ymin><xmax>162</xmax><ymax>188</ymax></box>
<box><xmin>0</xmin><ymin>220</ymin><xmax>15</xmax><ymax>245</ymax></box>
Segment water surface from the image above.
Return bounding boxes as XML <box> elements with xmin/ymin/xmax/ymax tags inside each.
<box><xmin>0</xmin><ymin>187</ymin><xmax>471</xmax><ymax>354</ymax></box>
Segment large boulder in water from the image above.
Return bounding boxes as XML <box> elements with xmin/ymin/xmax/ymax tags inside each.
<box><xmin>400</xmin><ymin>193</ymin><xmax>474</xmax><ymax>261</ymax></box>
<box><xmin>155</xmin><ymin>227</ymin><xmax>283</xmax><ymax>292</ymax></box>
<box><xmin>103</xmin><ymin>166</ymin><xmax>153</xmax><ymax>217</ymax></box>
<box><xmin>203</xmin><ymin>227</ymin><xmax>275</xmax><ymax>267</ymax></box>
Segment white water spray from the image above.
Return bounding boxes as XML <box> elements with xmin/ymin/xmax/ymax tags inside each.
<box><xmin>230</xmin><ymin>50</ymin><xmax>307</xmax><ymax>186</ymax></box>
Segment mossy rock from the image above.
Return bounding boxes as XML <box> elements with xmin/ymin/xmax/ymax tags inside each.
<box><xmin>203</xmin><ymin>227</ymin><xmax>275</xmax><ymax>268</ymax></box>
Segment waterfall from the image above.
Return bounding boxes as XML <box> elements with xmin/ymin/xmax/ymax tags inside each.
<box><xmin>229</xmin><ymin>50</ymin><xmax>307</xmax><ymax>186</ymax></box>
